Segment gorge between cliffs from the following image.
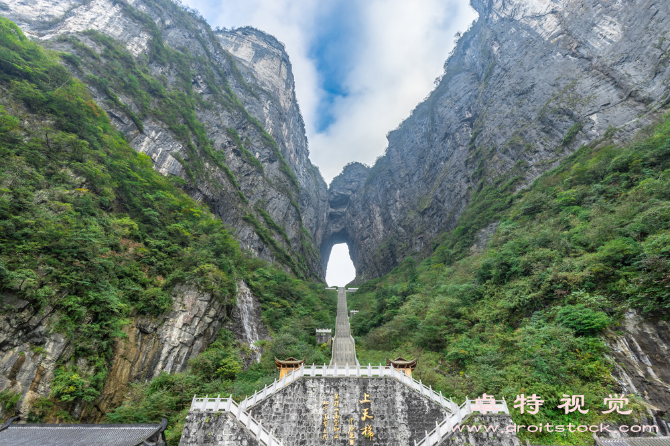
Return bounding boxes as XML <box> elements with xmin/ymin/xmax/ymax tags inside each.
<box><xmin>1</xmin><ymin>0</ymin><xmax>670</xmax><ymax>444</ymax></box>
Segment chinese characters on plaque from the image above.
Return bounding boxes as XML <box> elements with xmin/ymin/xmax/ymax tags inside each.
<box><xmin>359</xmin><ymin>393</ymin><xmax>374</xmax><ymax>442</ymax></box>
<box><xmin>322</xmin><ymin>399</ymin><xmax>329</xmax><ymax>441</ymax></box>
<box><xmin>320</xmin><ymin>392</ymin><xmax>375</xmax><ymax>443</ymax></box>
<box><xmin>333</xmin><ymin>393</ymin><xmax>340</xmax><ymax>439</ymax></box>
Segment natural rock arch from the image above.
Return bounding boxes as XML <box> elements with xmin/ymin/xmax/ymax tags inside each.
<box><xmin>319</xmin><ymin>162</ymin><xmax>370</xmax><ymax>278</ymax></box>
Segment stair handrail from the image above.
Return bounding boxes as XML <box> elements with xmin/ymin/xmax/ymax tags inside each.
<box><xmin>197</xmin><ymin>364</ymin><xmax>459</xmax><ymax>414</ymax></box>
<box><xmin>188</xmin><ymin>394</ymin><xmax>284</xmax><ymax>446</ymax></box>
<box><xmin>414</xmin><ymin>396</ymin><xmax>509</xmax><ymax>446</ymax></box>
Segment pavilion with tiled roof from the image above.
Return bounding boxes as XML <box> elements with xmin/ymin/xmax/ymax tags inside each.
<box><xmin>386</xmin><ymin>356</ymin><xmax>418</xmax><ymax>377</ymax></box>
<box><xmin>275</xmin><ymin>356</ymin><xmax>306</xmax><ymax>379</ymax></box>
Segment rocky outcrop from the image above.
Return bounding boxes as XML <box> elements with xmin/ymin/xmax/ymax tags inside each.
<box><xmin>226</xmin><ymin>281</ymin><xmax>270</xmax><ymax>367</ymax></box>
<box><xmin>83</xmin><ymin>284</ymin><xmax>230</xmax><ymax>421</ymax></box>
<box><xmin>213</xmin><ymin>26</ymin><xmax>329</xmax><ymax>276</ymax></box>
<box><xmin>327</xmin><ymin>0</ymin><xmax>670</xmax><ymax>281</ymax></box>
<box><xmin>469</xmin><ymin>222</ymin><xmax>499</xmax><ymax>255</ymax></box>
<box><xmin>217</xmin><ymin>28</ymin><xmax>329</xmax><ymax>267</ymax></box>
<box><xmin>606</xmin><ymin>311</ymin><xmax>670</xmax><ymax>435</ymax></box>
<box><xmin>1</xmin><ymin>0</ymin><xmax>329</xmax><ymax>279</ymax></box>
<box><xmin>0</xmin><ymin>295</ymin><xmax>71</xmax><ymax>419</ymax></box>
<box><xmin>0</xmin><ymin>282</ymin><xmax>267</xmax><ymax>422</ymax></box>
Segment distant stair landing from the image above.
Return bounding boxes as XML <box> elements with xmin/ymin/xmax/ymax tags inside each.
<box><xmin>329</xmin><ymin>286</ymin><xmax>359</xmax><ymax>366</ymax></box>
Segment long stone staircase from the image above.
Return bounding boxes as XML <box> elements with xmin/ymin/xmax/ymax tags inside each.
<box><xmin>329</xmin><ymin>286</ymin><xmax>359</xmax><ymax>366</ymax></box>
<box><xmin>184</xmin><ymin>286</ymin><xmax>511</xmax><ymax>446</ymax></box>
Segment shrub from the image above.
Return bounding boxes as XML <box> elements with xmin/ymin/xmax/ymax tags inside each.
<box><xmin>555</xmin><ymin>304</ymin><xmax>610</xmax><ymax>336</ymax></box>
<box><xmin>50</xmin><ymin>367</ymin><xmax>99</xmax><ymax>403</ymax></box>
<box><xmin>628</xmin><ymin>256</ymin><xmax>670</xmax><ymax>314</ymax></box>
<box><xmin>596</xmin><ymin>237</ymin><xmax>642</xmax><ymax>267</ymax></box>
<box><xmin>0</xmin><ymin>389</ymin><xmax>20</xmax><ymax>412</ymax></box>
<box><xmin>562</xmin><ymin>122</ymin><xmax>583</xmax><ymax>146</ymax></box>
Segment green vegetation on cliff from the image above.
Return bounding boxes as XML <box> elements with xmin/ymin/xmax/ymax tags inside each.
<box><xmin>45</xmin><ymin>0</ymin><xmax>319</xmax><ymax>278</ymax></box>
<box><xmin>350</xmin><ymin>117</ymin><xmax>670</xmax><ymax>444</ymax></box>
<box><xmin>0</xmin><ymin>17</ymin><xmax>332</xmax><ymax>442</ymax></box>
<box><xmin>3</xmin><ymin>5</ymin><xmax>670</xmax><ymax>445</ymax></box>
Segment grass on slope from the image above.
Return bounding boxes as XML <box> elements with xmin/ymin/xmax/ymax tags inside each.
<box><xmin>349</xmin><ymin>117</ymin><xmax>670</xmax><ymax>444</ymax></box>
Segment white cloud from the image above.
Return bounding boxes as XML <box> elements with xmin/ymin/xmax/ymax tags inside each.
<box><xmin>182</xmin><ymin>0</ymin><xmax>476</xmax><ymax>278</ymax></box>
<box><xmin>183</xmin><ymin>0</ymin><xmax>477</xmax><ymax>183</ymax></box>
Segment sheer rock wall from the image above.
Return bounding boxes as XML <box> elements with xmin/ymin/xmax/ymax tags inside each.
<box><xmin>606</xmin><ymin>312</ymin><xmax>670</xmax><ymax>434</ymax></box>
<box><xmin>0</xmin><ymin>283</ymin><xmax>266</xmax><ymax>422</ymax></box>
<box><xmin>1</xmin><ymin>0</ymin><xmax>329</xmax><ymax>279</ymax></box>
<box><xmin>331</xmin><ymin>0</ymin><xmax>670</xmax><ymax>281</ymax></box>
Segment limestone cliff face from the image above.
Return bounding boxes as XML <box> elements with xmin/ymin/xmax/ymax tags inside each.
<box><xmin>1</xmin><ymin>0</ymin><xmax>328</xmax><ymax>279</ymax></box>
<box><xmin>216</xmin><ymin>27</ymin><xmax>329</xmax><ymax>273</ymax></box>
<box><xmin>0</xmin><ymin>0</ymin><xmax>312</xmax><ymax>422</ymax></box>
<box><xmin>0</xmin><ymin>282</ymin><xmax>267</xmax><ymax>422</ymax></box>
<box><xmin>327</xmin><ymin>0</ymin><xmax>670</xmax><ymax>281</ymax></box>
<box><xmin>606</xmin><ymin>312</ymin><xmax>670</xmax><ymax>434</ymax></box>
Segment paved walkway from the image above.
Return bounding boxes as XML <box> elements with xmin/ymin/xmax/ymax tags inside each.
<box><xmin>329</xmin><ymin>287</ymin><xmax>359</xmax><ymax>366</ymax></box>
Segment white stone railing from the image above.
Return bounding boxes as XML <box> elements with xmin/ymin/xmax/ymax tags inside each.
<box><xmin>191</xmin><ymin>364</ymin><xmax>460</xmax><ymax>415</ymax></box>
<box><xmin>189</xmin><ymin>366</ymin><xmax>509</xmax><ymax>446</ymax></box>
<box><xmin>414</xmin><ymin>397</ymin><xmax>509</xmax><ymax>446</ymax></box>
<box><xmin>189</xmin><ymin>395</ymin><xmax>284</xmax><ymax>446</ymax></box>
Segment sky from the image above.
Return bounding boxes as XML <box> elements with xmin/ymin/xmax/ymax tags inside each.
<box><xmin>181</xmin><ymin>0</ymin><xmax>478</xmax><ymax>286</ymax></box>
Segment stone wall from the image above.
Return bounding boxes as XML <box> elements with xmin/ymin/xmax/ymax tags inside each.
<box><xmin>315</xmin><ymin>330</ymin><xmax>332</xmax><ymax>345</ymax></box>
<box><xmin>179</xmin><ymin>412</ymin><xmax>261</xmax><ymax>446</ymax></box>
<box><xmin>441</xmin><ymin>414</ymin><xmax>521</xmax><ymax>446</ymax></box>
<box><xmin>249</xmin><ymin>377</ymin><xmax>450</xmax><ymax>446</ymax></box>
<box><xmin>179</xmin><ymin>381</ymin><xmax>522</xmax><ymax>446</ymax></box>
